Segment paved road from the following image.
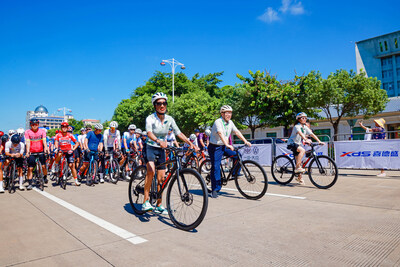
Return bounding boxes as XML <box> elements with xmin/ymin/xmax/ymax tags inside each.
<box><xmin>1</xmin><ymin>169</ymin><xmax>400</xmax><ymax>266</ymax></box>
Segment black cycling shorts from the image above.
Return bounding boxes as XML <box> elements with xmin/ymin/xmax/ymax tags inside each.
<box><xmin>287</xmin><ymin>143</ymin><xmax>300</xmax><ymax>157</ymax></box>
<box><xmin>146</xmin><ymin>145</ymin><xmax>166</xmax><ymax>170</ymax></box>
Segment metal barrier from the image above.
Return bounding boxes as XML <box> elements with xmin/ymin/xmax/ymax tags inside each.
<box><xmin>332</xmin><ymin>130</ymin><xmax>400</xmax><ymax>141</ymax></box>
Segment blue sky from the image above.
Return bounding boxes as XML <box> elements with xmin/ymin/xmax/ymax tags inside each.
<box><xmin>1</xmin><ymin>0</ymin><xmax>399</xmax><ymax>132</ymax></box>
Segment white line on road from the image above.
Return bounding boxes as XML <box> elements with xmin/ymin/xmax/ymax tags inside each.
<box><xmin>221</xmin><ymin>187</ymin><xmax>307</xmax><ymax>200</ymax></box>
<box><xmin>33</xmin><ymin>188</ymin><xmax>147</xmax><ymax>245</ymax></box>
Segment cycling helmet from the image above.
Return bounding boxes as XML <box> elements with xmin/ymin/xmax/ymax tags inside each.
<box><xmin>128</xmin><ymin>124</ymin><xmax>136</xmax><ymax>130</ymax></box>
<box><xmin>17</xmin><ymin>128</ymin><xmax>24</xmax><ymax>135</ymax></box>
<box><xmin>109</xmin><ymin>121</ymin><xmax>118</xmax><ymax>128</ymax></box>
<box><xmin>30</xmin><ymin>118</ymin><xmax>39</xmax><ymax>125</ymax></box>
<box><xmin>220</xmin><ymin>105</ymin><xmax>233</xmax><ymax>113</ymax></box>
<box><xmin>61</xmin><ymin>122</ymin><xmax>69</xmax><ymax>127</ymax></box>
<box><xmin>296</xmin><ymin>112</ymin><xmax>307</xmax><ymax>120</ymax></box>
<box><xmin>11</xmin><ymin>134</ymin><xmax>20</xmax><ymax>144</ymax></box>
<box><xmin>8</xmin><ymin>129</ymin><xmax>16</xmax><ymax>136</ymax></box>
<box><xmin>151</xmin><ymin>92</ymin><xmax>168</xmax><ymax>105</ymax></box>
<box><xmin>80</xmin><ymin>127</ymin><xmax>86</xmax><ymax>132</ymax></box>
<box><xmin>0</xmin><ymin>131</ymin><xmax>3</xmax><ymax>137</ymax></box>
<box><xmin>1</xmin><ymin>134</ymin><xmax>9</xmax><ymax>143</ymax></box>
<box><xmin>67</xmin><ymin>126</ymin><xmax>73</xmax><ymax>132</ymax></box>
<box><xmin>205</xmin><ymin>129</ymin><xmax>211</xmax><ymax>137</ymax></box>
<box><xmin>94</xmin><ymin>123</ymin><xmax>103</xmax><ymax>130</ymax></box>
<box><xmin>189</xmin><ymin>134</ymin><xmax>196</xmax><ymax>141</ymax></box>
<box><xmin>142</xmin><ymin>131</ymin><xmax>147</xmax><ymax>136</ymax></box>
<box><xmin>135</xmin><ymin>129</ymin><xmax>142</xmax><ymax>135</ymax></box>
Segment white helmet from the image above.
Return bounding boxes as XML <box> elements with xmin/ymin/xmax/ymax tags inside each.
<box><xmin>128</xmin><ymin>124</ymin><xmax>136</xmax><ymax>130</ymax></box>
<box><xmin>94</xmin><ymin>123</ymin><xmax>103</xmax><ymax>130</ymax></box>
<box><xmin>109</xmin><ymin>121</ymin><xmax>118</xmax><ymax>128</ymax></box>
<box><xmin>296</xmin><ymin>112</ymin><xmax>307</xmax><ymax>120</ymax></box>
<box><xmin>8</xmin><ymin>129</ymin><xmax>16</xmax><ymax>136</ymax></box>
<box><xmin>142</xmin><ymin>131</ymin><xmax>147</xmax><ymax>136</ymax></box>
<box><xmin>17</xmin><ymin>128</ymin><xmax>25</xmax><ymax>134</ymax></box>
<box><xmin>189</xmin><ymin>134</ymin><xmax>196</xmax><ymax>141</ymax></box>
<box><xmin>135</xmin><ymin>129</ymin><xmax>142</xmax><ymax>135</ymax></box>
<box><xmin>152</xmin><ymin>92</ymin><xmax>168</xmax><ymax>105</ymax></box>
<box><xmin>205</xmin><ymin>129</ymin><xmax>211</xmax><ymax>137</ymax></box>
<box><xmin>220</xmin><ymin>105</ymin><xmax>233</xmax><ymax>113</ymax></box>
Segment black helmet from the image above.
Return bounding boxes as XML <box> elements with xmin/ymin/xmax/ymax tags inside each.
<box><xmin>30</xmin><ymin>118</ymin><xmax>40</xmax><ymax>125</ymax></box>
<box><xmin>11</xmin><ymin>134</ymin><xmax>20</xmax><ymax>144</ymax></box>
<box><xmin>1</xmin><ymin>134</ymin><xmax>9</xmax><ymax>143</ymax></box>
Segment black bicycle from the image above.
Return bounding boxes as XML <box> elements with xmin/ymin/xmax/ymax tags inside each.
<box><xmin>129</xmin><ymin>147</ymin><xmax>208</xmax><ymax>231</ymax></box>
<box><xmin>4</xmin><ymin>157</ymin><xmax>17</xmax><ymax>193</ymax></box>
<box><xmin>271</xmin><ymin>143</ymin><xmax>338</xmax><ymax>189</ymax></box>
<box><xmin>198</xmin><ymin>145</ymin><xmax>268</xmax><ymax>200</ymax></box>
<box><xmin>31</xmin><ymin>153</ymin><xmax>46</xmax><ymax>191</ymax></box>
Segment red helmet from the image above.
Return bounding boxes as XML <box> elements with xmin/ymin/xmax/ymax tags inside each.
<box><xmin>55</xmin><ymin>130</ymin><xmax>60</xmax><ymax>134</ymax></box>
<box><xmin>0</xmin><ymin>131</ymin><xmax>4</xmax><ymax>137</ymax></box>
<box><xmin>61</xmin><ymin>122</ymin><xmax>69</xmax><ymax>127</ymax></box>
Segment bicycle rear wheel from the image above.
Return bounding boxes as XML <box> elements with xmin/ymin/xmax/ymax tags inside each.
<box><xmin>166</xmin><ymin>168</ymin><xmax>208</xmax><ymax>231</ymax></box>
<box><xmin>128</xmin><ymin>165</ymin><xmax>147</xmax><ymax>215</ymax></box>
<box><xmin>271</xmin><ymin>155</ymin><xmax>295</xmax><ymax>185</ymax></box>
<box><xmin>308</xmin><ymin>155</ymin><xmax>338</xmax><ymax>189</ymax></box>
<box><xmin>234</xmin><ymin>160</ymin><xmax>268</xmax><ymax>200</ymax></box>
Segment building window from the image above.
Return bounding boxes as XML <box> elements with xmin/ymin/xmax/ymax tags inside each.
<box><xmin>233</xmin><ymin>134</ymin><xmax>250</xmax><ymax>144</ymax></box>
<box><xmin>379</xmin><ymin>42</ymin><xmax>383</xmax><ymax>52</ymax></box>
<box><xmin>395</xmin><ymin>38</ymin><xmax>399</xmax><ymax>49</ymax></box>
<box><xmin>396</xmin><ymin>55</ymin><xmax>400</xmax><ymax>65</ymax></box>
<box><xmin>266</xmin><ymin>132</ymin><xmax>277</xmax><ymax>138</ymax></box>
<box><xmin>313</xmin><ymin>129</ymin><xmax>331</xmax><ymax>142</ymax></box>
<box><xmin>384</xmin><ymin>41</ymin><xmax>388</xmax><ymax>51</ymax></box>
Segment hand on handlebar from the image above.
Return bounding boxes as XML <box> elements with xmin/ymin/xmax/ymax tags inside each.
<box><xmin>227</xmin><ymin>144</ymin><xmax>234</xmax><ymax>151</ymax></box>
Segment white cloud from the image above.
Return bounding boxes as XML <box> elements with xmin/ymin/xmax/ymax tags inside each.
<box><xmin>258</xmin><ymin>7</ymin><xmax>280</xmax><ymax>23</ymax></box>
<box><xmin>260</xmin><ymin>0</ymin><xmax>305</xmax><ymax>23</ymax></box>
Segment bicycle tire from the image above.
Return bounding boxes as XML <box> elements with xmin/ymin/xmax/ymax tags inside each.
<box><xmin>61</xmin><ymin>161</ymin><xmax>68</xmax><ymax>190</ymax></box>
<box><xmin>108</xmin><ymin>159</ymin><xmax>120</xmax><ymax>184</ymax></box>
<box><xmin>128</xmin><ymin>165</ymin><xmax>147</xmax><ymax>215</ymax></box>
<box><xmin>234</xmin><ymin>160</ymin><xmax>268</xmax><ymax>200</ymax></box>
<box><xmin>198</xmin><ymin>159</ymin><xmax>212</xmax><ymax>185</ymax></box>
<box><xmin>8</xmin><ymin>161</ymin><xmax>16</xmax><ymax>193</ymax></box>
<box><xmin>37</xmin><ymin>161</ymin><xmax>45</xmax><ymax>191</ymax></box>
<box><xmin>88</xmin><ymin>160</ymin><xmax>98</xmax><ymax>186</ymax></box>
<box><xmin>308</xmin><ymin>155</ymin><xmax>338</xmax><ymax>189</ymax></box>
<box><xmin>166</xmin><ymin>168</ymin><xmax>208</xmax><ymax>231</ymax></box>
<box><xmin>150</xmin><ymin>175</ymin><xmax>158</xmax><ymax>206</ymax></box>
<box><xmin>271</xmin><ymin>155</ymin><xmax>295</xmax><ymax>185</ymax></box>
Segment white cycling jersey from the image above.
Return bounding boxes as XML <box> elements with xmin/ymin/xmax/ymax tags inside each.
<box><xmin>103</xmin><ymin>129</ymin><xmax>121</xmax><ymax>149</ymax></box>
<box><xmin>5</xmin><ymin>141</ymin><xmax>25</xmax><ymax>154</ymax></box>
<box><xmin>145</xmin><ymin>113</ymin><xmax>181</xmax><ymax>148</ymax></box>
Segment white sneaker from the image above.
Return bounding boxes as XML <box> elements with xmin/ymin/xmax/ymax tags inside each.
<box><xmin>295</xmin><ymin>167</ymin><xmax>306</xmax><ymax>173</ymax></box>
<box><xmin>126</xmin><ymin>175</ymin><xmax>131</xmax><ymax>180</ymax></box>
<box><xmin>377</xmin><ymin>173</ymin><xmax>386</xmax><ymax>177</ymax></box>
<box><xmin>0</xmin><ymin>187</ymin><xmax>4</xmax><ymax>193</ymax></box>
<box><xmin>19</xmin><ymin>185</ymin><xmax>25</xmax><ymax>191</ymax></box>
<box><xmin>74</xmin><ymin>179</ymin><xmax>81</xmax><ymax>186</ymax></box>
<box><xmin>295</xmin><ymin>177</ymin><xmax>305</xmax><ymax>185</ymax></box>
<box><xmin>100</xmin><ymin>178</ymin><xmax>104</xmax><ymax>183</ymax></box>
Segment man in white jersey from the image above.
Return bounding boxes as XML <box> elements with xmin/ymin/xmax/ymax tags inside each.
<box><xmin>102</xmin><ymin>121</ymin><xmax>124</xmax><ymax>183</ymax></box>
<box><xmin>3</xmin><ymin>135</ymin><xmax>26</xmax><ymax>191</ymax></box>
<box><xmin>208</xmin><ymin>105</ymin><xmax>251</xmax><ymax>198</ymax></box>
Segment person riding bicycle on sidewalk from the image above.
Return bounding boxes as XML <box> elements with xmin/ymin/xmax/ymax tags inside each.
<box><xmin>53</xmin><ymin>122</ymin><xmax>81</xmax><ymax>186</ymax></box>
<box><xmin>143</xmin><ymin>92</ymin><xmax>198</xmax><ymax>214</ymax></box>
<box><xmin>4</xmin><ymin>135</ymin><xmax>26</xmax><ymax>192</ymax></box>
<box><xmin>287</xmin><ymin>112</ymin><xmax>324</xmax><ymax>185</ymax></box>
<box><xmin>25</xmin><ymin>118</ymin><xmax>50</xmax><ymax>190</ymax></box>
<box><xmin>208</xmin><ymin>105</ymin><xmax>251</xmax><ymax>198</ymax></box>
<box><xmin>78</xmin><ymin>123</ymin><xmax>104</xmax><ymax>183</ymax></box>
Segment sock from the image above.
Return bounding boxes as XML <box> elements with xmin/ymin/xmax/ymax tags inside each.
<box><xmin>0</xmin><ymin>181</ymin><xmax>3</xmax><ymax>189</ymax></box>
<box><xmin>19</xmin><ymin>177</ymin><xmax>23</xmax><ymax>185</ymax></box>
<box><xmin>28</xmin><ymin>179</ymin><xmax>32</xmax><ymax>185</ymax></box>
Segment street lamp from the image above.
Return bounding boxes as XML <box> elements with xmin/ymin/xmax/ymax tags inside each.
<box><xmin>160</xmin><ymin>58</ymin><xmax>186</xmax><ymax>103</ymax></box>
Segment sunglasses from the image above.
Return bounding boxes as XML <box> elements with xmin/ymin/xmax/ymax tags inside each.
<box><xmin>155</xmin><ymin>101</ymin><xmax>167</xmax><ymax>107</ymax></box>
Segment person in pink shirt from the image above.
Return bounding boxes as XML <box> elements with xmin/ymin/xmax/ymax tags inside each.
<box><xmin>25</xmin><ymin>118</ymin><xmax>49</xmax><ymax>190</ymax></box>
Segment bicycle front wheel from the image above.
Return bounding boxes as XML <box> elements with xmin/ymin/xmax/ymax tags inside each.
<box><xmin>271</xmin><ymin>155</ymin><xmax>295</xmax><ymax>185</ymax></box>
<box><xmin>308</xmin><ymin>155</ymin><xmax>338</xmax><ymax>189</ymax></box>
<box><xmin>37</xmin><ymin>161</ymin><xmax>45</xmax><ymax>191</ymax></box>
<box><xmin>128</xmin><ymin>165</ymin><xmax>147</xmax><ymax>215</ymax></box>
<box><xmin>88</xmin><ymin>160</ymin><xmax>98</xmax><ymax>185</ymax></box>
<box><xmin>166</xmin><ymin>168</ymin><xmax>208</xmax><ymax>231</ymax></box>
<box><xmin>234</xmin><ymin>160</ymin><xmax>268</xmax><ymax>200</ymax></box>
<box><xmin>198</xmin><ymin>159</ymin><xmax>212</xmax><ymax>186</ymax></box>
<box><xmin>8</xmin><ymin>162</ymin><xmax>16</xmax><ymax>193</ymax></box>
<box><xmin>108</xmin><ymin>159</ymin><xmax>120</xmax><ymax>184</ymax></box>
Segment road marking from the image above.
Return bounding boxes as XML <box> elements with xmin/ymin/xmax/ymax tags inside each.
<box><xmin>33</xmin><ymin>188</ymin><xmax>147</xmax><ymax>245</ymax></box>
<box><xmin>222</xmin><ymin>187</ymin><xmax>307</xmax><ymax>200</ymax></box>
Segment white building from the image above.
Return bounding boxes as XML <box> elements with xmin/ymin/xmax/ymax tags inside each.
<box><xmin>25</xmin><ymin>105</ymin><xmax>74</xmax><ymax>129</ymax></box>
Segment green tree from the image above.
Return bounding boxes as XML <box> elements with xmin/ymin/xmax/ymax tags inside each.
<box><xmin>68</xmin><ymin>119</ymin><xmax>84</xmax><ymax>134</ymax></box>
<box><xmin>309</xmin><ymin>69</ymin><xmax>388</xmax><ymax>140</ymax></box>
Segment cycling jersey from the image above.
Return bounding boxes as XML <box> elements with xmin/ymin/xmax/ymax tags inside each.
<box><xmin>25</xmin><ymin>128</ymin><xmax>47</xmax><ymax>153</ymax></box>
<box><xmin>288</xmin><ymin>124</ymin><xmax>312</xmax><ymax>145</ymax></box>
<box><xmin>197</xmin><ymin>133</ymin><xmax>208</xmax><ymax>149</ymax></box>
<box><xmin>86</xmin><ymin>130</ymin><xmax>103</xmax><ymax>151</ymax></box>
<box><xmin>55</xmin><ymin>132</ymin><xmax>77</xmax><ymax>152</ymax></box>
<box><xmin>103</xmin><ymin>129</ymin><xmax>121</xmax><ymax>149</ymax></box>
<box><xmin>5</xmin><ymin>141</ymin><xmax>25</xmax><ymax>154</ymax></box>
<box><xmin>210</xmin><ymin>117</ymin><xmax>238</xmax><ymax>146</ymax></box>
<box><xmin>166</xmin><ymin>132</ymin><xmax>177</xmax><ymax>147</ymax></box>
<box><xmin>123</xmin><ymin>132</ymin><xmax>136</xmax><ymax>149</ymax></box>
<box><xmin>145</xmin><ymin>113</ymin><xmax>181</xmax><ymax>148</ymax></box>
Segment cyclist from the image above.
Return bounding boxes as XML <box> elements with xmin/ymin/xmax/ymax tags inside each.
<box><xmin>54</xmin><ymin>122</ymin><xmax>81</xmax><ymax>186</ymax></box>
<box><xmin>287</xmin><ymin>112</ymin><xmax>324</xmax><ymax>185</ymax></box>
<box><xmin>102</xmin><ymin>121</ymin><xmax>123</xmax><ymax>183</ymax></box>
<box><xmin>123</xmin><ymin>124</ymin><xmax>138</xmax><ymax>154</ymax></box>
<box><xmin>25</xmin><ymin>118</ymin><xmax>49</xmax><ymax>190</ymax></box>
<box><xmin>4</xmin><ymin>135</ymin><xmax>25</xmax><ymax>191</ymax></box>
<box><xmin>134</xmin><ymin>129</ymin><xmax>144</xmax><ymax>151</ymax></box>
<box><xmin>209</xmin><ymin>105</ymin><xmax>251</xmax><ymax>198</ymax></box>
<box><xmin>143</xmin><ymin>92</ymin><xmax>197</xmax><ymax>213</ymax></box>
<box><xmin>195</xmin><ymin>129</ymin><xmax>208</xmax><ymax>151</ymax></box>
<box><xmin>0</xmin><ymin>134</ymin><xmax>7</xmax><ymax>193</ymax></box>
<box><xmin>78</xmin><ymin>123</ymin><xmax>104</xmax><ymax>183</ymax></box>
<box><xmin>166</xmin><ymin>127</ymin><xmax>179</xmax><ymax>147</ymax></box>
